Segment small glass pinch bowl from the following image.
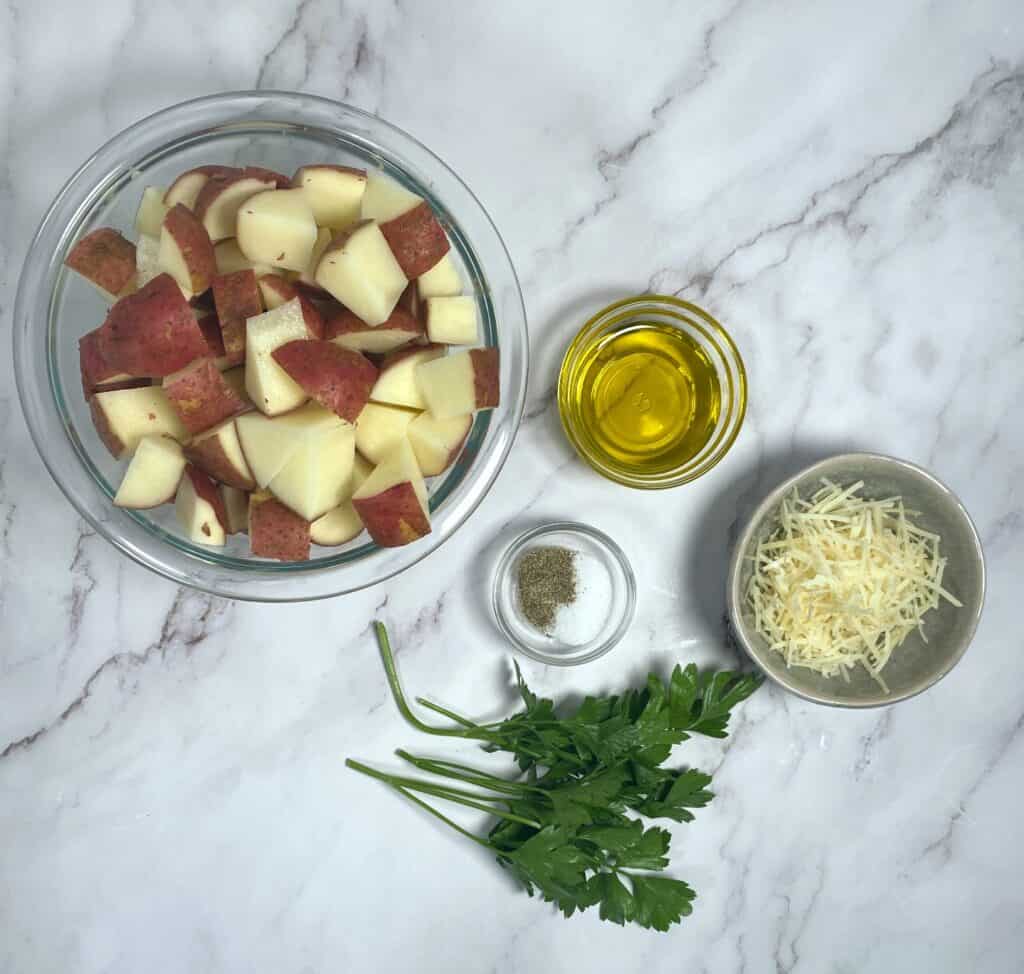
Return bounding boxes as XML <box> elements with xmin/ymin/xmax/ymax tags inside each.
<box><xmin>491</xmin><ymin>522</ymin><xmax>637</xmax><ymax>666</ymax></box>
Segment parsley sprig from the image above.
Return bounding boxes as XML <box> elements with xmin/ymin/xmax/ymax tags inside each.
<box><xmin>347</xmin><ymin>622</ymin><xmax>762</xmax><ymax>931</ymax></box>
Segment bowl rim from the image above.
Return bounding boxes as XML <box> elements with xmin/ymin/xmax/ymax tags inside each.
<box><xmin>726</xmin><ymin>451</ymin><xmax>987</xmax><ymax>708</ymax></box>
<box><xmin>490</xmin><ymin>520</ymin><xmax>638</xmax><ymax>666</ymax></box>
<box><xmin>557</xmin><ymin>293</ymin><xmax>747</xmax><ymax>489</ymax></box>
<box><xmin>12</xmin><ymin>90</ymin><xmax>528</xmax><ymax>601</ymax></box>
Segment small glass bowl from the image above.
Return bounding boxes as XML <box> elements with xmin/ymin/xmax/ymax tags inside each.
<box><xmin>557</xmin><ymin>295</ymin><xmax>747</xmax><ymax>489</ymax></box>
<box><xmin>491</xmin><ymin>522</ymin><xmax>637</xmax><ymax>666</ymax></box>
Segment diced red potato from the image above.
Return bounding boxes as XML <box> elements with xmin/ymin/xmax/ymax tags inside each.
<box><xmin>64</xmin><ymin>228</ymin><xmax>136</xmax><ymax>300</ymax></box>
<box><xmin>425</xmin><ymin>296</ymin><xmax>478</xmax><ymax>345</ymax></box>
<box><xmin>396</xmin><ymin>281</ymin><xmax>422</xmax><ymax>322</ymax></box>
<box><xmin>157</xmin><ymin>204</ymin><xmax>217</xmax><ymax>298</ymax></box>
<box><xmin>257</xmin><ymin>273</ymin><xmax>299</xmax><ymax>309</ymax></box>
<box><xmin>135</xmin><ymin>187</ymin><xmax>169</xmax><ymax>239</ymax></box>
<box><xmin>185</xmin><ymin>418</ymin><xmax>256</xmax><ymax>490</ymax></box>
<box><xmin>370</xmin><ymin>344</ymin><xmax>446</xmax><ymax>410</ymax></box>
<box><xmin>175</xmin><ymin>465</ymin><xmax>228</xmax><ymax>546</ymax></box>
<box><xmin>244</xmin><ymin>298</ymin><xmax>314</xmax><ymax>415</ymax></box>
<box><xmin>310</xmin><ymin>503</ymin><xmax>364</xmax><ymax>546</ymax></box>
<box><xmin>162</xmin><ymin>357</ymin><xmax>250</xmax><ymax>435</ymax></box>
<box><xmin>353</xmin><ymin>402</ymin><xmax>418</xmax><ymax>465</ymax></box>
<box><xmin>113</xmin><ymin>435</ymin><xmax>186</xmax><ymax>509</ymax></box>
<box><xmin>135</xmin><ymin>234</ymin><xmax>162</xmax><ymax>290</ymax></box>
<box><xmin>297</xmin><ymin>228</ymin><xmax>333</xmax><ymax>290</ymax></box>
<box><xmin>235</xmin><ymin>403</ymin><xmax>343</xmax><ymax>488</ymax></box>
<box><xmin>194</xmin><ymin>311</ymin><xmax>233</xmax><ymax>369</ymax></box>
<box><xmin>293</xmin><ymin>165</ymin><xmax>367</xmax><ymax>229</ymax></box>
<box><xmin>416</xmin><ymin>254</ymin><xmax>462</xmax><ymax>299</ymax></box>
<box><xmin>325</xmin><ymin>306</ymin><xmax>423</xmax><ymax>354</ymax></box>
<box><xmin>219</xmin><ymin>484</ymin><xmax>250</xmax><ymax>534</ymax></box>
<box><xmin>214</xmin><ymin>239</ymin><xmax>275</xmax><ymax>277</ymax></box>
<box><xmin>309</xmin><ymin>453</ymin><xmax>372</xmax><ymax>546</ymax></box>
<box><xmin>98</xmin><ymin>274</ymin><xmax>210</xmax><ymax>377</ymax></box>
<box><xmin>360</xmin><ymin>171</ymin><xmax>422</xmax><ymax>223</ymax></box>
<box><xmin>194</xmin><ymin>171</ymin><xmax>278</xmax><ymax>242</ymax></box>
<box><xmin>249</xmin><ymin>491</ymin><xmax>311</xmax><ymax>561</ymax></box>
<box><xmin>212</xmin><ymin>270</ymin><xmax>262</xmax><ymax>366</ymax></box>
<box><xmin>407</xmin><ymin>412</ymin><xmax>473</xmax><ymax>477</ymax></box>
<box><xmin>220</xmin><ymin>365</ymin><xmax>251</xmax><ymax>405</ymax></box>
<box><xmin>269</xmin><ymin>421</ymin><xmax>356</xmax><ymax>521</ymax></box>
<box><xmin>352</xmin><ymin>440</ymin><xmax>431</xmax><ymax>548</ymax></box>
<box><xmin>313</xmin><ymin>221</ymin><xmax>408</xmax><ymax>326</ymax></box>
<box><xmin>415</xmin><ymin>347</ymin><xmax>499</xmax><ymax>419</ymax></box>
<box><xmin>243</xmin><ymin>166</ymin><xmax>291</xmax><ymax>189</ymax></box>
<box><xmin>236</xmin><ymin>188</ymin><xmax>319</xmax><ymax>272</ymax></box>
<box><xmin>90</xmin><ymin>385</ymin><xmax>188</xmax><ymax>459</ymax></box>
<box><xmin>79</xmin><ymin>328</ymin><xmax>133</xmax><ymax>398</ymax></box>
<box><xmin>164</xmin><ymin>165</ymin><xmax>238</xmax><ymax>210</ymax></box>
<box><xmin>272</xmin><ymin>340</ymin><xmax>377</xmax><ymax>423</ymax></box>
<box><xmin>379</xmin><ymin>201</ymin><xmax>450</xmax><ymax>279</ymax></box>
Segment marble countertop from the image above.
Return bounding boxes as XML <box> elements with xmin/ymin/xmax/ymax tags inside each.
<box><xmin>2</xmin><ymin>2</ymin><xmax>1023</xmax><ymax>971</ymax></box>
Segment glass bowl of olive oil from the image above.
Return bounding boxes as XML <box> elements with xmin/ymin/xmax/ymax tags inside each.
<box><xmin>558</xmin><ymin>295</ymin><xmax>747</xmax><ymax>488</ymax></box>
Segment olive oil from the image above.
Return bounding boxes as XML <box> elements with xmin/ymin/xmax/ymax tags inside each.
<box><xmin>561</xmin><ymin>322</ymin><xmax>721</xmax><ymax>477</ymax></box>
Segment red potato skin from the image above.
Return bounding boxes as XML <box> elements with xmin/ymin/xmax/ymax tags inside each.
<box><xmin>257</xmin><ymin>273</ymin><xmax>299</xmax><ymax>306</ymax></box>
<box><xmin>298</xmin><ymin>294</ymin><xmax>325</xmax><ymax>339</ymax></box>
<box><xmin>184</xmin><ymin>464</ymin><xmax>229</xmax><ymax>535</ymax></box>
<box><xmin>79</xmin><ymin>328</ymin><xmax>127</xmax><ymax>397</ymax></box>
<box><xmin>196</xmin><ymin>313</ymin><xmax>226</xmax><ymax>359</ymax></box>
<box><xmin>65</xmin><ymin>228</ymin><xmax>136</xmax><ymax>296</ymax></box>
<box><xmin>163</xmin><ymin>203</ymin><xmax>217</xmax><ymax>293</ymax></box>
<box><xmin>98</xmin><ymin>274</ymin><xmax>209</xmax><ymax>377</ymax></box>
<box><xmin>352</xmin><ymin>482</ymin><xmax>431</xmax><ymax>547</ymax></box>
<box><xmin>185</xmin><ymin>425</ymin><xmax>256</xmax><ymax>490</ymax></box>
<box><xmin>212</xmin><ymin>270</ymin><xmax>262</xmax><ymax>364</ymax></box>
<box><xmin>164</xmin><ymin>165</ymin><xmax>238</xmax><ymax>204</ymax></box>
<box><xmin>164</xmin><ymin>357</ymin><xmax>250</xmax><ymax>435</ymax></box>
<box><xmin>193</xmin><ymin>171</ymin><xmax>277</xmax><ymax>223</ymax></box>
<box><xmin>324</xmin><ymin>307</ymin><xmax>423</xmax><ymax>344</ymax></box>
<box><xmin>272</xmin><ymin>340</ymin><xmax>377</xmax><ymax>423</ymax></box>
<box><xmin>380</xmin><ymin>202</ymin><xmax>450</xmax><ymax>279</ymax></box>
<box><xmin>471</xmin><ymin>348</ymin><xmax>500</xmax><ymax>409</ymax></box>
<box><xmin>250</xmin><ymin>494</ymin><xmax>311</xmax><ymax>561</ymax></box>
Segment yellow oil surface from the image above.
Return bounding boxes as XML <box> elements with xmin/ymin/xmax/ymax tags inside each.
<box><xmin>563</xmin><ymin>323</ymin><xmax>721</xmax><ymax>475</ymax></box>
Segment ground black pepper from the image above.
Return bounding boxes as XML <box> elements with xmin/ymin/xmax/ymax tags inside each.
<box><xmin>516</xmin><ymin>545</ymin><xmax>578</xmax><ymax>633</ymax></box>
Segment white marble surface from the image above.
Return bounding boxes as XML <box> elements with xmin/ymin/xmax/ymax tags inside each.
<box><xmin>2</xmin><ymin>1</ymin><xmax>1023</xmax><ymax>971</ymax></box>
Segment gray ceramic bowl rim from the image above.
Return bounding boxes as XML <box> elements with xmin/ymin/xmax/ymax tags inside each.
<box><xmin>726</xmin><ymin>452</ymin><xmax>986</xmax><ymax>708</ymax></box>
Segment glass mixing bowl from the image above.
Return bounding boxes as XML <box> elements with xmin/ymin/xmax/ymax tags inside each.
<box><xmin>12</xmin><ymin>91</ymin><xmax>528</xmax><ymax>601</ymax></box>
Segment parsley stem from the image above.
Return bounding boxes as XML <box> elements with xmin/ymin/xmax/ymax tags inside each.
<box><xmin>396</xmin><ymin>751</ymin><xmax>546</xmax><ymax>796</ymax></box>
<box><xmin>391</xmin><ymin>786</ymin><xmax>492</xmax><ymax>849</ymax></box>
<box><xmin>345</xmin><ymin>759</ymin><xmax>542</xmax><ymax>829</ymax></box>
<box><xmin>375</xmin><ymin>622</ymin><xmax>478</xmax><ymax>738</ymax></box>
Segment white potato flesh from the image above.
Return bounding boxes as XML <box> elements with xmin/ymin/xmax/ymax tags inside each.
<box><xmin>237</xmin><ymin>189</ymin><xmax>318</xmax><ymax>272</ymax></box>
<box><xmin>269</xmin><ymin>422</ymin><xmax>356</xmax><ymax>521</ymax></box>
<box><xmin>314</xmin><ymin>221</ymin><xmax>407</xmax><ymax>326</ymax></box>
<box><xmin>416</xmin><ymin>254</ymin><xmax>462</xmax><ymax>299</ymax></box>
<box><xmin>294</xmin><ymin>166</ymin><xmax>367</xmax><ymax>229</ymax></box>
<box><xmin>425</xmin><ymin>296</ymin><xmax>478</xmax><ymax>345</ymax></box>
<box><xmin>360</xmin><ymin>171</ymin><xmax>422</xmax><ymax>223</ymax></box>
<box><xmin>135</xmin><ymin>187</ymin><xmax>169</xmax><ymax>238</ymax></box>
<box><xmin>244</xmin><ymin>298</ymin><xmax>310</xmax><ymax>415</ymax></box>
<box><xmin>236</xmin><ymin>404</ymin><xmax>345</xmax><ymax>487</ymax></box>
<box><xmin>175</xmin><ymin>474</ymin><xmax>225</xmax><ymax>546</ymax></box>
<box><xmin>354</xmin><ymin>402</ymin><xmax>418</xmax><ymax>465</ymax></box>
<box><xmin>113</xmin><ymin>435</ymin><xmax>186</xmax><ymax>508</ymax></box>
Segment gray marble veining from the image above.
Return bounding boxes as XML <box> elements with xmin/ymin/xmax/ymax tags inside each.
<box><xmin>1</xmin><ymin>1</ymin><xmax>1022</xmax><ymax>971</ymax></box>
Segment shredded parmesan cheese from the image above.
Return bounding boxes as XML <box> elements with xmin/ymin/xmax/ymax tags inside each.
<box><xmin>746</xmin><ymin>479</ymin><xmax>962</xmax><ymax>691</ymax></box>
